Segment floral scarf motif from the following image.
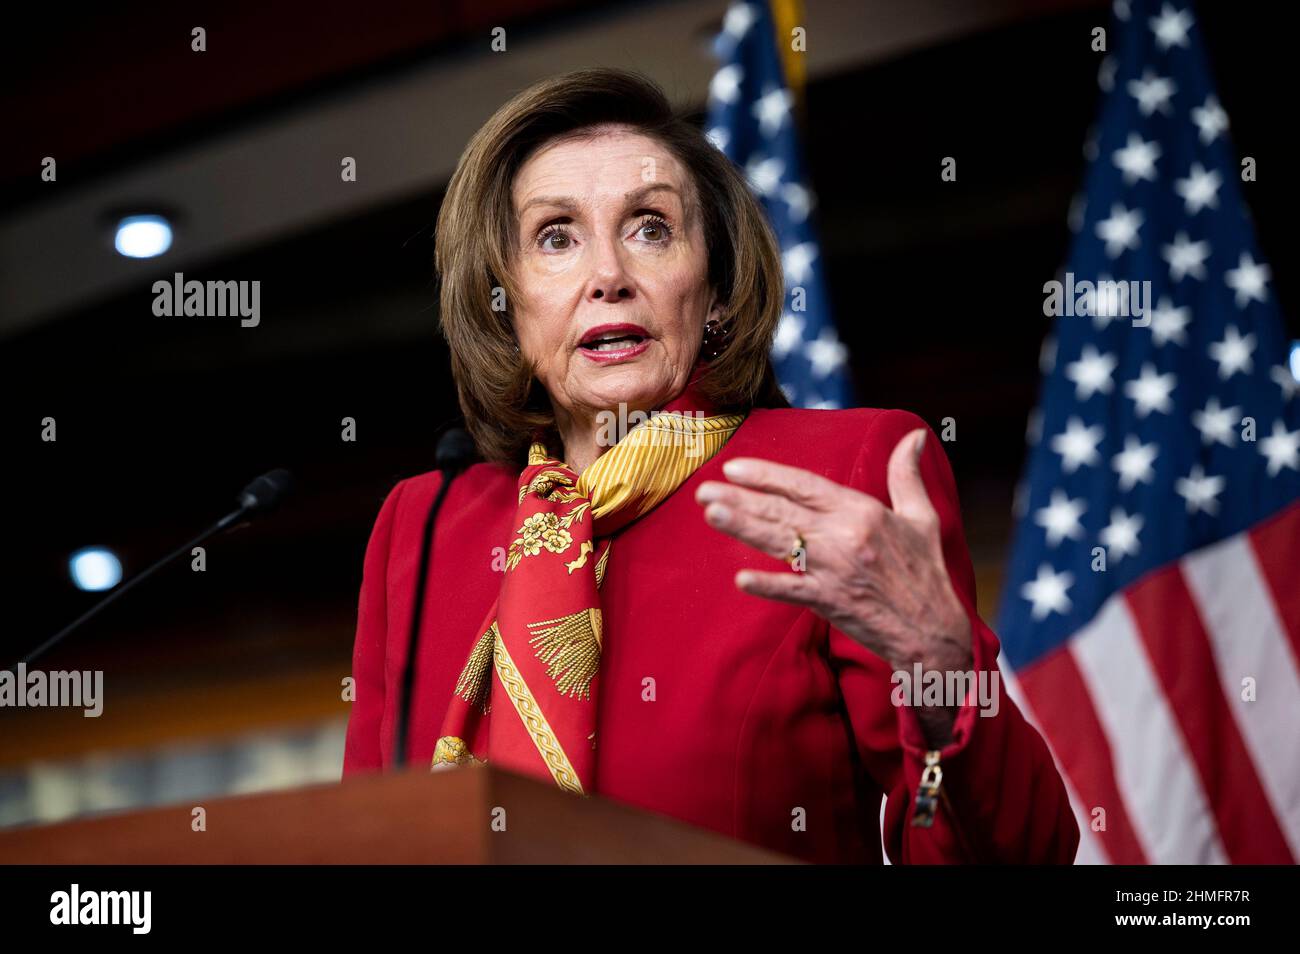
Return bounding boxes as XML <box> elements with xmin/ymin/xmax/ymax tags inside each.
<box><xmin>432</xmin><ymin>375</ymin><xmax>745</xmax><ymax>795</ymax></box>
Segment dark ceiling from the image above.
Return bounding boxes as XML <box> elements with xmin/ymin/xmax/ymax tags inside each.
<box><xmin>1</xmin><ymin>0</ymin><xmax>604</xmax><ymax>208</ymax></box>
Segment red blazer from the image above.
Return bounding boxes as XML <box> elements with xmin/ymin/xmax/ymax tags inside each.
<box><xmin>343</xmin><ymin>406</ymin><xmax>1080</xmax><ymax>864</ymax></box>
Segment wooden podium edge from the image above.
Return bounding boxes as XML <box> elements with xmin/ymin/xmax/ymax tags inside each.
<box><xmin>0</xmin><ymin>765</ymin><xmax>798</xmax><ymax>865</ymax></box>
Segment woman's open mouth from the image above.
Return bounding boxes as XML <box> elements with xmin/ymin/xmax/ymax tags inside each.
<box><xmin>578</xmin><ymin>323</ymin><xmax>651</xmax><ymax>362</ymax></box>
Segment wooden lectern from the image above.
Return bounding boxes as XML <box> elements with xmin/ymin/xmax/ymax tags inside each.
<box><xmin>0</xmin><ymin>764</ymin><xmax>797</xmax><ymax>864</ymax></box>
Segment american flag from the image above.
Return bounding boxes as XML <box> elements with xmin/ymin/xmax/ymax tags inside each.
<box><xmin>707</xmin><ymin>0</ymin><xmax>854</xmax><ymax>409</ymax></box>
<box><xmin>997</xmin><ymin>0</ymin><xmax>1300</xmax><ymax>863</ymax></box>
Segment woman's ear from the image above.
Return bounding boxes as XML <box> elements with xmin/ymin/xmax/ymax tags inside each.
<box><xmin>701</xmin><ymin>310</ymin><xmax>732</xmax><ymax>361</ymax></box>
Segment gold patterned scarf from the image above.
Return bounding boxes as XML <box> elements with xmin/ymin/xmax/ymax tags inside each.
<box><xmin>432</xmin><ymin>376</ymin><xmax>744</xmax><ymax>794</ymax></box>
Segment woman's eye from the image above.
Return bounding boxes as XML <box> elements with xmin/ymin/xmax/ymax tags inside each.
<box><xmin>636</xmin><ymin>215</ymin><xmax>673</xmax><ymax>243</ymax></box>
<box><xmin>537</xmin><ymin>226</ymin><xmax>571</xmax><ymax>251</ymax></box>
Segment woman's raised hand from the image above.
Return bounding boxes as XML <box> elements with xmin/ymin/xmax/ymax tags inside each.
<box><xmin>694</xmin><ymin>429</ymin><xmax>974</xmax><ymax>681</ymax></box>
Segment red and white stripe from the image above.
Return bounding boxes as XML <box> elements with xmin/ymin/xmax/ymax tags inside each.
<box><xmin>1014</xmin><ymin>500</ymin><xmax>1300</xmax><ymax>864</ymax></box>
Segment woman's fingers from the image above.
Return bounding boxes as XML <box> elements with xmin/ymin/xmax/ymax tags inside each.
<box><xmin>734</xmin><ymin>567</ymin><xmax>822</xmax><ymax>608</ymax></box>
<box><xmin>691</xmin><ymin>478</ymin><xmax>821</xmax><ymax>561</ymax></box>
<box><xmin>697</xmin><ymin>488</ymin><xmax>805</xmax><ymax>561</ymax></box>
<box><xmin>885</xmin><ymin>429</ymin><xmax>940</xmax><ymax>539</ymax></box>
<box><xmin>696</xmin><ymin>451</ymin><xmax>970</xmax><ymax>672</ymax></box>
<box><xmin>696</xmin><ymin>478</ymin><xmax>808</xmax><ymax>526</ymax></box>
<box><xmin>717</xmin><ymin>457</ymin><xmax>850</xmax><ymax>512</ymax></box>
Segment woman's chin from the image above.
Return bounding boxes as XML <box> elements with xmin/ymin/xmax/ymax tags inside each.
<box><xmin>572</xmin><ymin>365</ymin><xmax>671</xmax><ymax>412</ymax></box>
<box><xmin>574</xmin><ymin>374</ymin><xmax>670</xmax><ymax>415</ymax></box>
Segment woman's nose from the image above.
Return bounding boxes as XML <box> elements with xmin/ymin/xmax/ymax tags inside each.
<box><xmin>586</xmin><ymin>236</ymin><xmax>634</xmax><ymax>302</ymax></box>
<box><xmin>591</xmin><ymin>284</ymin><xmax>632</xmax><ymax>301</ymax></box>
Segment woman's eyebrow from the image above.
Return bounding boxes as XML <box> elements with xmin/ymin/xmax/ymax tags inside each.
<box><xmin>518</xmin><ymin>183</ymin><xmax>682</xmax><ymax>219</ymax></box>
<box><xmin>623</xmin><ymin>183</ymin><xmax>680</xmax><ymax>207</ymax></box>
<box><xmin>519</xmin><ymin>195</ymin><xmax>581</xmax><ymax>217</ymax></box>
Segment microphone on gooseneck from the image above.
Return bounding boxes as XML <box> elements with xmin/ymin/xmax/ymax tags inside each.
<box><xmin>230</xmin><ymin>469</ymin><xmax>295</xmax><ymax>522</ymax></box>
<box><xmin>11</xmin><ymin>469</ymin><xmax>294</xmax><ymax>670</ymax></box>
<box><xmin>392</xmin><ymin>427</ymin><xmax>476</xmax><ymax>769</ymax></box>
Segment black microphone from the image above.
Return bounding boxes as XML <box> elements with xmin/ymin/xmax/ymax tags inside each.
<box><xmin>232</xmin><ymin>468</ymin><xmax>294</xmax><ymax>521</ymax></box>
<box><xmin>10</xmin><ymin>469</ymin><xmax>294</xmax><ymax>670</ymax></box>
<box><xmin>392</xmin><ymin>428</ymin><xmax>476</xmax><ymax>768</ymax></box>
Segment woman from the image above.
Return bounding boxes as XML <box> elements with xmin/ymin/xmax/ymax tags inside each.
<box><xmin>343</xmin><ymin>68</ymin><xmax>1079</xmax><ymax>864</ymax></box>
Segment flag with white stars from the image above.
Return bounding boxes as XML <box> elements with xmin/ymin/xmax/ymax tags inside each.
<box><xmin>997</xmin><ymin>0</ymin><xmax>1300</xmax><ymax>864</ymax></box>
<box><xmin>707</xmin><ymin>0</ymin><xmax>854</xmax><ymax>408</ymax></box>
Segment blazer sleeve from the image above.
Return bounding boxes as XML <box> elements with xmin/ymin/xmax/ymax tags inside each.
<box><xmin>827</xmin><ymin>409</ymin><xmax>1079</xmax><ymax>863</ymax></box>
<box><xmin>341</xmin><ymin>478</ymin><xmax>409</xmax><ymax>776</ymax></box>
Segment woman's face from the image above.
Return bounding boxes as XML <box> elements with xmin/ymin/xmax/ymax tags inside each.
<box><xmin>510</xmin><ymin>126</ymin><xmax>721</xmax><ymax>432</ymax></box>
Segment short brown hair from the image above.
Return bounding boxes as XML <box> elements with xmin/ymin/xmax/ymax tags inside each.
<box><xmin>435</xmin><ymin>67</ymin><xmax>789</xmax><ymax>466</ymax></box>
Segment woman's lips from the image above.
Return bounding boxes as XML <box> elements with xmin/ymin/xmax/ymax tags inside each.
<box><xmin>579</xmin><ymin>336</ymin><xmax>651</xmax><ymax>363</ymax></box>
<box><xmin>577</xmin><ymin>322</ymin><xmax>651</xmax><ymax>363</ymax></box>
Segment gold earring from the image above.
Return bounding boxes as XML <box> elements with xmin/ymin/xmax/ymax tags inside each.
<box><xmin>702</xmin><ymin>318</ymin><xmax>729</xmax><ymax>360</ymax></box>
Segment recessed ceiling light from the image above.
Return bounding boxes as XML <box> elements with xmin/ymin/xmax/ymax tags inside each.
<box><xmin>114</xmin><ymin>214</ymin><xmax>173</xmax><ymax>258</ymax></box>
<box><xmin>69</xmin><ymin>546</ymin><xmax>123</xmax><ymax>592</ymax></box>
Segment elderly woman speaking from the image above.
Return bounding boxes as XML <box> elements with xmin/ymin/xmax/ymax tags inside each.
<box><xmin>343</xmin><ymin>69</ymin><xmax>1078</xmax><ymax>864</ymax></box>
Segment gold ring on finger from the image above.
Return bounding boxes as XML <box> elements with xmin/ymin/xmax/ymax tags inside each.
<box><xmin>787</xmin><ymin>530</ymin><xmax>806</xmax><ymax>570</ymax></box>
